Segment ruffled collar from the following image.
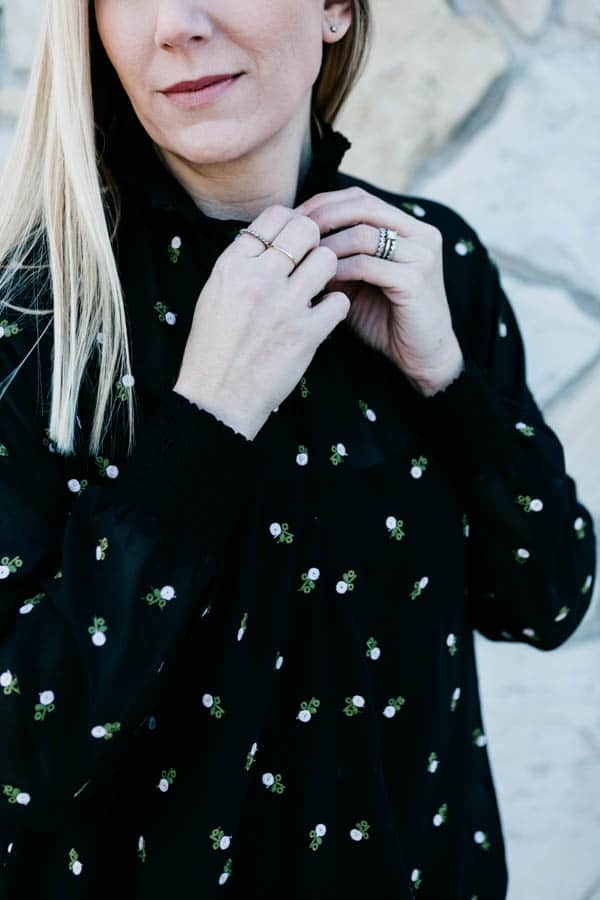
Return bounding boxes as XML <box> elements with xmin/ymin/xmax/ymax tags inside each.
<box><xmin>107</xmin><ymin>106</ymin><xmax>352</xmax><ymax>240</ymax></box>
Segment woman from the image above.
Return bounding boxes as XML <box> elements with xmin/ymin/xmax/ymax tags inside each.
<box><xmin>0</xmin><ymin>1</ymin><xmax>595</xmax><ymax>897</ymax></box>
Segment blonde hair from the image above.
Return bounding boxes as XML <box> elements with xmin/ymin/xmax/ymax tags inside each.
<box><xmin>0</xmin><ymin>0</ymin><xmax>372</xmax><ymax>458</ymax></box>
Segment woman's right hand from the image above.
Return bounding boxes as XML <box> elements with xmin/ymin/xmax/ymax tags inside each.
<box><xmin>173</xmin><ymin>205</ymin><xmax>351</xmax><ymax>440</ymax></box>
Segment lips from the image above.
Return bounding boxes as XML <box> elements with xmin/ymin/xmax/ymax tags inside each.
<box><xmin>163</xmin><ymin>74</ymin><xmax>241</xmax><ymax>94</ymax></box>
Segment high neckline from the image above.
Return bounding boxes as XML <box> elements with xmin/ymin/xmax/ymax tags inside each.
<box><xmin>107</xmin><ymin>107</ymin><xmax>352</xmax><ymax>240</ymax></box>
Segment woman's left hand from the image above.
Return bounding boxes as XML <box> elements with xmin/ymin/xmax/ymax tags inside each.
<box><xmin>294</xmin><ymin>186</ymin><xmax>465</xmax><ymax>397</ymax></box>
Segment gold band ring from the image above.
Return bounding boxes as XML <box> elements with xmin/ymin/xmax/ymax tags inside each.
<box><xmin>267</xmin><ymin>243</ymin><xmax>300</xmax><ymax>271</ymax></box>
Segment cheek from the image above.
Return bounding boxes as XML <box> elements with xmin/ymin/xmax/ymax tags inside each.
<box><xmin>94</xmin><ymin>5</ymin><xmax>151</xmax><ymax>98</ymax></box>
<box><xmin>248</xmin><ymin>10</ymin><xmax>324</xmax><ymax>100</ymax></box>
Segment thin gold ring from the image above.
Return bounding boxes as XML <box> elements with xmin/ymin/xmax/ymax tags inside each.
<box><xmin>268</xmin><ymin>243</ymin><xmax>300</xmax><ymax>270</ymax></box>
<box><xmin>237</xmin><ymin>227</ymin><xmax>271</xmax><ymax>250</ymax></box>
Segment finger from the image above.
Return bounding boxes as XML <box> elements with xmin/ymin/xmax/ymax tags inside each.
<box><xmin>229</xmin><ymin>205</ymin><xmax>295</xmax><ymax>258</ymax></box>
<box><xmin>304</xmin><ymin>194</ymin><xmax>435</xmax><ymax>245</ymax></box>
<box><xmin>259</xmin><ymin>214</ymin><xmax>322</xmax><ymax>276</ymax></box>
<box><xmin>320</xmin><ymin>224</ymin><xmax>431</xmax><ymax>264</ymax></box>
<box><xmin>294</xmin><ymin>187</ymin><xmax>364</xmax><ymax>216</ymax></box>
<box><xmin>288</xmin><ymin>245</ymin><xmax>339</xmax><ymax>306</ymax></box>
<box><xmin>334</xmin><ymin>254</ymin><xmax>421</xmax><ymax>298</ymax></box>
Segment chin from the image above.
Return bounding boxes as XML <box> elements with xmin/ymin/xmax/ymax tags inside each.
<box><xmin>167</xmin><ymin>121</ymin><xmax>257</xmax><ymax>166</ymax></box>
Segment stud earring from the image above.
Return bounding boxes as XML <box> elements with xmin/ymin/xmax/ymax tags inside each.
<box><xmin>330</xmin><ymin>24</ymin><xmax>338</xmax><ymax>33</ymax></box>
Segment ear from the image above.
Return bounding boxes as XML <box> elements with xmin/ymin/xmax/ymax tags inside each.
<box><xmin>322</xmin><ymin>0</ymin><xmax>353</xmax><ymax>45</ymax></box>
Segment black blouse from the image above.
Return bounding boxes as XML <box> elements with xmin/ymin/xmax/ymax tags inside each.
<box><xmin>0</xmin><ymin>114</ymin><xmax>596</xmax><ymax>900</ymax></box>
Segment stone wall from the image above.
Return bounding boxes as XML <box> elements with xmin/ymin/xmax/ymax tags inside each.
<box><xmin>1</xmin><ymin>6</ymin><xmax>599</xmax><ymax>896</ymax></box>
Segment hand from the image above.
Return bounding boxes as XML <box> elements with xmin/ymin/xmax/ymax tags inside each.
<box><xmin>173</xmin><ymin>206</ymin><xmax>350</xmax><ymax>440</ymax></box>
<box><xmin>294</xmin><ymin>186</ymin><xmax>465</xmax><ymax>396</ymax></box>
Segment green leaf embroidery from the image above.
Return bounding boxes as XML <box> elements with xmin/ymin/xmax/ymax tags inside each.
<box><xmin>350</xmin><ymin>820</ymin><xmax>370</xmax><ymax>841</ymax></box>
<box><xmin>0</xmin><ymin>555</ymin><xmax>23</xmax><ymax>577</ymax></box>
<box><xmin>336</xmin><ymin>569</ymin><xmax>357</xmax><ymax>594</ymax></box>
<box><xmin>262</xmin><ymin>772</ymin><xmax>285</xmax><ymax>794</ymax></box>
<box><xmin>386</xmin><ymin>515</ymin><xmax>405</xmax><ymax>541</ymax></box>
<box><xmin>515</xmin><ymin>422</ymin><xmax>535</xmax><ymax>437</ymax></box>
<box><xmin>343</xmin><ymin>695</ymin><xmax>365</xmax><ymax>717</ymax></box>
<box><xmin>68</xmin><ymin>848</ymin><xmax>82</xmax><ymax>875</ymax></box>
<box><xmin>0</xmin><ymin>319</ymin><xmax>23</xmax><ymax>339</ymax></box>
<box><xmin>209</xmin><ymin>827</ymin><xmax>232</xmax><ymax>851</ymax></box>
<box><xmin>366</xmin><ymin>637</ymin><xmax>381</xmax><ymax>660</ymax></box>
<box><xmin>410</xmin><ymin>456</ymin><xmax>428</xmax><ymax>478</ymax></box>
<box><xmin>411</xmin><ymin>576</ymin><xmax>429</xmax><ymax>600</ymax></box>
<box><xmin>358</xmin><ymin>399</ymin><xmax>377</xmax><ymax>422</ymax></box>
<box><xmin>90</xmin><ymin>722</ymin><xmax>121</xmax><ymax>740</ymax></box>
<box><xmin>88</xmin><ymin>616</ymin><xmax>108</xmax><ymax>646</ymax></box>
<box><xmin>297</xmin><ymin>567</ymin><xmax>320</xmax><ymax>594</ymax></box>
<box><xmin>330</xmin><ymin>442</ymin><xmax>348</xmax><ymax>466</ymax></box>
<box><xmin>95</xmin><ymin>537</ymin><xmax>109</xmax><ymax>561</ymax></box>
<box><xmin>154</xmin><ymin>301</ymin><xmax>177</xmax><ymax>325</ymax></box>
<box><xmin>0</xmin><ymin>670</ymin><xmax>20</xmax><ymax>696</ymax></box>
<box><xmin>144</xmin><ymin>585</ymin><xmax>176</xmax><ymax>610</ymax></box>
<box><xmin>202</xmin><ymin>693</ymin><xmax>225</xmax><ymax>718</ymax></box>
<box><xmin>2</xmin><ymin>785</ymin><xmax>31</xmax><ymax>805</ymax></box>
<box><xmin>269</xmin><ymin>522</ymin><xmax>294</xmax><ymax>544</ymax></box>
<box><xmin>297</xmin><ymin>697</ymin><xmax>320</xmax><ymax>722</ymax></box>
<box><xmin>309</xmin><ymin>824</ymin><xmax>327</xmax><ymax>851</ymax></box>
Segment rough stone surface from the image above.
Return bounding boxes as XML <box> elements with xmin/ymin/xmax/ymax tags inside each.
<box><xmin>545</xmin><ymin>358</ymin><xmax>600</xmax><ymax>532</ymax></box>
<box><xmin>561</xmin><ymin>0</ymin><xmax>600</xmax><ymax>37</ymax></box>
<box><xmin>495</xmin><ymin>0</ymin><xmax>552</xmax><ymax>36</ymax></box>
<box><xmin>500</xmin><ymin>274</ymin><xmax>600</xmax><ymax>407</ymax></box>
<box><xmin>475</xmin><ymin>631</ymin><xmax>600</xmax><ymax>900</ymax></box>
<box><xmin>413</xmin><ymin>45</ymin><xmax>600</xmax><ymax>303</ymax></box>
<box><xmin>0</xmin><ymin>83</ymin><xmax>24</xmax><ymax>121</ymax></box>
<box><xmin>337</xmin><ymin>0</ymin><xmax>510</xmax><ymax>189</ymax></box>
<box><xmin>0</xmin><ymin>122</ymin><xmax>12</xmax><ymax>160</ymax></box>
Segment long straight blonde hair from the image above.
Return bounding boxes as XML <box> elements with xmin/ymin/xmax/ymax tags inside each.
<box><xmin>0</xmin><ymin>1</ymin><xmax>372</xmax><ymax>458</ymax></box>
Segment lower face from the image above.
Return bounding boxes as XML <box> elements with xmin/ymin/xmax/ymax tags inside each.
<box><xmin>93</xmin><ymin>0</ymin><xmax>328</xmax><ymax>166</ymax></box>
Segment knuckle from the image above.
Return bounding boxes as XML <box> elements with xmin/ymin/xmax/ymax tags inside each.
<box><xmin>358</xmin><ymin>224</ymin><xmax>373</xmax><ymax>247</ymax></box>
<box><xmin>268</xmin><ymin>203</ymin><xmax>293</xmax><ymax>218</ymax></box>
<box><xmin>300</xmin><ymin>216</ymin><xmax>322</xmax><ymax>243</ymax></box>
<box><xmin>353</xmin><ymin>254</ymin><xmax>369</xmax><ymax>279</ymax></box>
<box><xmin>421</xmin><ymin>245</ymin><xmax>436</xmax><ymax>267</ymax></box>
<box><xmin>316</xmin><ymin>245</ymin><xmax>338</xmax><ymax>266</ymax></box>
<box><xmin>409</xmin><ymin>269</ymin><xmax>426</xmax><ymax>293</ymax></box>
<box><xmin>426</xmin><ymin>224</ymin><xmax>443</xmax><ymax>246</ymax></box>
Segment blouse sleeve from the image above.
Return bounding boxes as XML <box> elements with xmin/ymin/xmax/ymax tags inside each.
<box><xmin>407</xmin><ymin>217</ymin><xmax>597</xmax><ymax>651</ymax></box>
<box><xmin>0</xmin><ymin>308</ymin><xmax>262</xmax><ymax>835</ymax></box>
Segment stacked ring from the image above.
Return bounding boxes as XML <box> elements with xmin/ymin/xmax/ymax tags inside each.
<box><xmin>237</xmin><ymin>227</ymin><xmax>300</xmax><ymax>271</ymax></box>
<box><xmin>375</xmin><ymin>227</ymin><xmax>398</xmax><ymax>262</ymax></box>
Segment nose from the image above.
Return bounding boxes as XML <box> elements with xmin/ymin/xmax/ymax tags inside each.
<box><xmin>155</xmin><ymin>1</ymin><xmax>214</xmax><ymax>51</ymax></box>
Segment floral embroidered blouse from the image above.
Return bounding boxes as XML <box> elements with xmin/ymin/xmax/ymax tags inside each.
<box><xmin>0</xmin><ymin>113</ymin><xmax>596</xmax><ymax>900</ymax></box>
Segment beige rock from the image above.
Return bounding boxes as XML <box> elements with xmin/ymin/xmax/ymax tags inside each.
<box><xmin>500</xmin><ymin>274</ymin><xmax>600</xmax><ymax>408</ymax></box>
<box><xmin>561</xmin><ymin>0</ymin><xmax>600</xmax><ymax>36</ymax></box>
<box><xmin>545</xmin><ymin>355</ymin><xmax>600</xmax><ymax>525</ymax></box>
<box><xmin>337</xmin><ymin>0</ymin><xmax>510</xmax><ymax>190</ymax></box>
<box><xmin>495</xmin><ymin>0</ymin><xmax>552</xmax><ymax>37</ymax></box>
<box><xmin>415</xmin><ymin>46</ymin><xmax>600</xmax><ymax>302</ymax></box>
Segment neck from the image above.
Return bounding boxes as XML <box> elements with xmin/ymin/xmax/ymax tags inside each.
<box><xmin>153</xmin><ymin>107</ymin><xmax>315</xmax><ymax>222</ymax></box>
